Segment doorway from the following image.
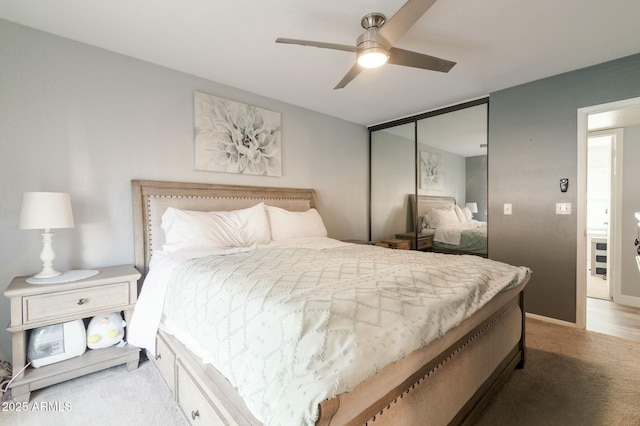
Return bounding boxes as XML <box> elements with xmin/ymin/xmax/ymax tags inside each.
<box><xmin>585</xmin><ymin>131</ymin><xmax>615</xmax><ymax>301</ymax></box>
<box><xmin>577</xmin><ymin>97</ymin><xmax>640</xmax><ymax>330</ymax></box>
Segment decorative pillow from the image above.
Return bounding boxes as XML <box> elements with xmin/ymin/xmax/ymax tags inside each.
<box><xmin>425</xmin><ymin>206</ymin><xmax>459</xmax><ymax>228</ymax></box>
<box><xmin>266</xmin><ymin>205</ymin><xmax>328</xmax><ymax>241</ymax></box>
<box><xmin>161</xmin><ymin>203</ymin><xmax>271</xmax><ymax>252</ymax></box>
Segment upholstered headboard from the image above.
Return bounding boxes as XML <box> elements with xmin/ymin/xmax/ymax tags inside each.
<box><xmin>131</xmin><ymin>180</ymin><xmax>318</xmax><ymax>282</ymax></box>
<box><xmin>409</xmin><ymin>194</ymin><xmax>457</xmax><ymax>230</ymax></box>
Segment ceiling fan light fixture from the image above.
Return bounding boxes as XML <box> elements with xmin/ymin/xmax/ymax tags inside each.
<box><xmin>276</xmin><ymin>0</ymin><xmax>455</xmax><ymax>88</ymax></box>
<box><xmin>357</xmin><ymin>47</ymin><xmax>389</xmax><ymax>69</ymax></box>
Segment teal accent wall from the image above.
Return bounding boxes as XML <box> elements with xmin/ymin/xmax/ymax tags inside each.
<box><xmin>489</xmin><ymin>53</ymin><xmax>640</xmax><ymax>322</ymax></box>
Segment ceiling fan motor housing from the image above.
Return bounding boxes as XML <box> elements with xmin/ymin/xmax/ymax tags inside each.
<box><xmin>357</xmin><ymin>13</ymin><xmax>391</xmax><ymax>56</ymax></box>
<box><xmin>357</xmin><ymin>31</ymin><xmax>391</xmax><ymax>51</ymax></box>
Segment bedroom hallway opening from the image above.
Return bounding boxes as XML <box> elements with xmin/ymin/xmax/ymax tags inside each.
<box><xmin>585</xmin><ymin>132</ymin><xmax>613</xmax><ymax>301</ymax></box>
<box><xmin>579</xmin><ymin>97</ymin><xmax>640</xmax><ymax>339</ymax></box>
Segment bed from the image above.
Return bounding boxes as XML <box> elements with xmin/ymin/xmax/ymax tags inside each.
<box><xmin>410</xmin><ymin>195</ymin><xmax>488</xmax><ymax>257</ymax></box>
<box><xmin>129</xmin><ymin>180</ymin><xmax>529</xmax><ymax>426</ymax></box>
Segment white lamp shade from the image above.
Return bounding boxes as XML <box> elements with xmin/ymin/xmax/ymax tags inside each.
<box><xmin>466</xmin><ymin>202</ymin><xmax>478</xmax><ymax>214</ymax></box>
<box><xmin>19</xmin><ymin>192</ymin><xmax>74</xmax><ymax>230</ymax></box>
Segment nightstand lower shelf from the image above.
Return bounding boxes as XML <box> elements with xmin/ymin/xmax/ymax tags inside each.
<box><xmin>10</xmin><ymin>344</ymin><xmax>140</xmax><ymax>402</ymax></box>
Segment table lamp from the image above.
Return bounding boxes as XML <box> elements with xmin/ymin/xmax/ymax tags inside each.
<box><xmin>466</xmin><ymin>202</ymin><xmax>478</xmax><ymax>216</ymax></box>
<box><xmin>18</xmin><ymin>192</ymin><xmax>75</xmax><ymax>279</ymax></box>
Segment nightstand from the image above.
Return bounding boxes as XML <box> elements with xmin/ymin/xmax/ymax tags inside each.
<box><xmin>4</xmin><ymin>265</ymin><xmax>141</xmax><ymax>402</ymax></box>
<box><xmin>395</xmin><ymin>232</ymin><xmax>434</xmax><ymax>251</ymax></box>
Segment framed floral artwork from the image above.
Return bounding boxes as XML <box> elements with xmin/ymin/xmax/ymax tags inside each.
<box><xmin>194</xmin><ymin>91</ymin><xmax>282</xmax><ymax>176</ymax></box>
<box><xmin>419</xmin><ymin>151</ymin><xmax>444</xmax><ymax>190</ymax></box>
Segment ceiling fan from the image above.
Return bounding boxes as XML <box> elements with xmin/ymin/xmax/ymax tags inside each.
<box><xmin>275</xmin><ymin>0</ymin><xmax>456</xmax><ymax>89</ymax></box>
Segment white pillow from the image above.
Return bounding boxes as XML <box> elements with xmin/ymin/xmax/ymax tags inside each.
<box><xmin>265</xmin><ymin>205</ymin><xmax>328</xmax><ymax>241</ymax></box>
<box><xmin>425</xmin><ymin>206</ymin><xmax>459</xmax><ymax>228</ymax></box>
<box><xmin>161</xmin><ymin>203</ymin><xmax>271</xmax><ymax>252</ymax></box>
<box><xmin>421</xmin><ymin>215</ymin><xmax>429</xmax><ymax>230</ymax></box>
<box><xmin>454</xmin><ymin>205</ymin><xmax>468</xmax><ymax>223</ymax></box>
<box><xmin>461</xmin><ymin>206</ymin><xmax>473</xmax><ymax>222</ymax></box>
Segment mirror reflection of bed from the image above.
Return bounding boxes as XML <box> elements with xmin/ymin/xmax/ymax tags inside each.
<box><xmin>409</xmin><ymin>194</ymin><xmax>488</xmax><ymax>257</ymax></box>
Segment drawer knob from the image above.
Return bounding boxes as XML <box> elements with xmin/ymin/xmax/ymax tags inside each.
<box><xmin>155</xmin><ymin>353</ymin><xmax>162</xmax><ymax>360</ymax></box>
<box><xmin>77</xmin><ymin>298</ymin><xmax>86</xmax><ymax>305</ymax></box>
<box><xmin>191</xmin><ymin>410</ymin><xmax>200</xmax><ymax>420</ymax></box>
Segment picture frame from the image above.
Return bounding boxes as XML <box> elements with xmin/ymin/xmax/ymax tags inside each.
<box><xmin>194</xmin><ymin>91</ymin><xmax>282</xmax><ymax>176</ymax></box>
<box><xmin>419</xmin><ymin>151</ymin><xmax>444</xmax><ymax>190</ymax></box>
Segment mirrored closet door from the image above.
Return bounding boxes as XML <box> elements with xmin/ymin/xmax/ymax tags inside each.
<box><xmin>370</xmin><ymin>122</ymin><xmax>415</xmax><ymax>242</ymax></box>
<box><xmin>369</xmin><ymin>98</ymin><xmax>489</xmax><ymax>255</ymax></box>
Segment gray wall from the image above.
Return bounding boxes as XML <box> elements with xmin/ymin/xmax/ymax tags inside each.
<box><xmin>489</xmin><ymin>53</ymin><xmax>640</xmax><ymax>322</ymax></box>
<box><xmin>466</xmin><ymin>155</ymin><xmax>487</xmax><ymax>221</ymax></box>
<box><xmin>371</xmin><ymin>130</ymin><xmax>414</xmax><ymax>240</ymax></box>
<box><xmin>0</xmin><ymin>20</ymin><xmax>368</xmax><ymax>361</ymax></box>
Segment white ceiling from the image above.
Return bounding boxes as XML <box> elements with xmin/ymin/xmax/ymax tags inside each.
<box><xmin>588</xmin><ymin>105</ymin><xmax>640</xmax><ymax>131</ymax></box>
<box><xmin>1</xmin><ymin>0</ymin><xmax>640</xmax><ymax>127</ymax></box>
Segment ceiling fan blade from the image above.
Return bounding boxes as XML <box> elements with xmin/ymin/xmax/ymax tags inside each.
<box><xmin>388</xmin><ymin>47</ymin><xmax>455</xmax><ymax>72</ymax></box>
<box><xmin>378</xmin><ymin>0</ymin><xmax>438</xmax><ymax>46</ymax></box>
<box><xmin>275</xmin><ymin>38</ymin><xmax>356</xmax><ymax>53</ymax></box>
<box><xmin>334</xmin><ymin>64</ymin><xmax>362</xmax><ymax>89</ymax></box>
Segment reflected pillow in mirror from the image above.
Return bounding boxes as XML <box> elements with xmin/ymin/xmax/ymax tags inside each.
<box><xmin>425</xmin><ymin>206</ymin><xmax>460</xmax><ymax>228</ymax></box>
<box><xmin>461</xmin><ymin>206</ymin><xmax>473</xmax><ymax>222</ymax></box>
<box><xmin>454</xmin><ymin>205</ymin><xmax>468</xmax><ymax>223</ymax></box>
<box><xmin>421</xmin><ymin>215</ymin><xmax>429</xmax><ymax>230</ymax></box>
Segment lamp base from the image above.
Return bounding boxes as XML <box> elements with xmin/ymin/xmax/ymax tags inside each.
<box><xmin>27</xmin><ymin>269</ymin><xmax>99</xmax><ymax>285</ymax></box>
<box><xmin>33</xmin><ymin>269</ymin><xmax>62</xmax><ymax>279</ymax></box>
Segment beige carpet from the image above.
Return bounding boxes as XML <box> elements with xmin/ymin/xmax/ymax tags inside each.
<box><xmin>476</xmin><ymin>318</ymin><xmax>640</xmax><ymax>426</ymax></box>
<box><xmin>0</xmin><ymin>360</ymin><xmax>187</xmax><ymax>426</ymax></box>
<box><xmin>2</xmin><ymin>320</ymin><xmax>639</xmax><ymax>425</ymax></box>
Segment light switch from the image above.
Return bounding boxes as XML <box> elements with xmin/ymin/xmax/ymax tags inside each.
<box><xmin>504</xmin><ymin>203</ymin><xmax>512</xmax><ymax>215</ymax></box>
<box><xmin>556</xmin><ymin>203</ymin><xmax>571</xmax><ymax>214</ymax></box>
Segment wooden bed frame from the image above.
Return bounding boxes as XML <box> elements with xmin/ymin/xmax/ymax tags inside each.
<box><xmin>132</xmin><ymin>180</ymin><xmax>528</xmax><ymax>426</ymax></box>
<box><xmin>410</xmin><ymin>194</ymin><xmax>488</xmax><ymax>257</ymax></box>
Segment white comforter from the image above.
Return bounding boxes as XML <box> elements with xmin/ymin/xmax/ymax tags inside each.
<box><xmin>129</xmin><ymin>237</ymin><xmax>528</xmax><ymax>426</ymax></box>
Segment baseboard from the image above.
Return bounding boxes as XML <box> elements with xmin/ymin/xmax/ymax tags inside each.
<box><xmin>613</xmin><ymin>293</ymin><xmax>640</xmax><ymax>308</ymax></box>
<box><xmin>525</xmin><ymin>313</ymin><xmax>577</xmax><ymax>328</ymax></box>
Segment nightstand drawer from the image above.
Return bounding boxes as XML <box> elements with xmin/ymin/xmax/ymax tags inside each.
<box><xmin>23</xmin><ymin>282</ymin><xmax>129</xmax><ymax>324</ymax></box>
<box><xmin>177</xmin><ymin>362</ymin><xmax>225</xmax><ymax>425</ymax></box>
<box><xmin>417</xmin><ymin>236</ymin><xmax>433</xmax><ymax>250</ymax></box>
